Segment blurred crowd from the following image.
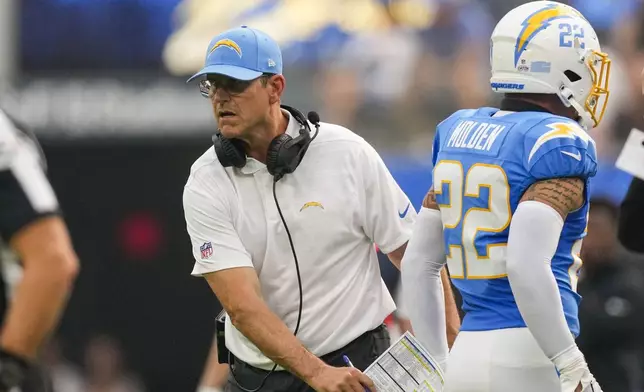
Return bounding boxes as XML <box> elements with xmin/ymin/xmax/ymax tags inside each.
<box><xmin>313</xmin><ymin>0</ymin><xmax>644</xmax><ymax>157</ymax></box>
<box><xmin>160</xmin><ymin>0</ymin><xmax>644</xmax><ymax>156</ymax></box>
<box><xmin>42</xmin><ymin>335</ymin><xmax>146</xmax><ymax>392</ymax></box>
<box><xmin>13</xmin><ymin>0</ymin><xmax>644</xmax><ymax>391</ymax></box>
<box><xmin>18</xmin><ymin>0</ymin><xmax>644</xmax><ymax>159</ymax></box>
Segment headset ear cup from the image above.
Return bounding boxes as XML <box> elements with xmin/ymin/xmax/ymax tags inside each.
<box><xmin>214</xmin><ymin>132</ymin><xmax>246</xmax><ymax>168</ymax></box>
<box><xmin>266</xmin><ymin>134</ymin><xmax>293</xmax><ymax>176</ymax></box>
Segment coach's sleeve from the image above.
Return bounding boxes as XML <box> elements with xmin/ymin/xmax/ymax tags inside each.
<box><xmin>359</xmin><ymin>142</ymin><xmax>417</xmax><ymax>254</ymax></box>
<box><xmin>0</xmin><ymin>113</ymin><xmax>59</xmax><ymax>242</ymax></box>
<box><xmin>183</xmin><ymin>177</ymin><xmax>253</xmax><ymax>276</ymax></box>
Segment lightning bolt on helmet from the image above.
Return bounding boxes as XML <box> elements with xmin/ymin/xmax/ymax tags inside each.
<box><xmin>489</xmin><ymin>1</ymin><xmax>611</xmax><ymax>129</ymax></box>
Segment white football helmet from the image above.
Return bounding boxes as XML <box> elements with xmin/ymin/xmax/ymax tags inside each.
<box><xmin>489</xmin><ymin>1</ymin><xmax>611</xmax><ymax>129</ymax></box>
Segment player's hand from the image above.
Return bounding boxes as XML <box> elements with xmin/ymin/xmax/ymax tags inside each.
<box><xmin>309</xmin><ymin>364</ymin><xmax>376</xmax><ymax>392</ymax></box>
<box><xmin>0</xmin><ymin>349</ymin><xmax>29</xmax><ymax>392</ymax></box>
<box><xmin>560</xmin><ymin>365</ymin><xmax>602</xmax><ymax>392</ymax></box>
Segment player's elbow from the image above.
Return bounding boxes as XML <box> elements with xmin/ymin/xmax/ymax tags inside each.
<box><xmin>26</xmin><ymin>249</ymin><xmax>80</xmax><ymax>288</ymax></box>
<box><xmin>57</xmin><ymin>251</ymin><xmax>80</xmax><ymax>284</ymax></box>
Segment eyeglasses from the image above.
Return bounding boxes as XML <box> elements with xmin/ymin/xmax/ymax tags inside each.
<box><xmin>198</xmin><ymin>73</ymin><xmax>273</xmax><ymax>98</ymax></box>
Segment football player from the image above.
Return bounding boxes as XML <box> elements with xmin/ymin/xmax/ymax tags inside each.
<box><xmin>0</xmin><ymin>109</ymin><xmax>79</xmax><ymax>391</ymax></box>
<box><xmin>401</xmin><ymin>1</ymin><xmax>609</xmax><ymax>391</ymax></box>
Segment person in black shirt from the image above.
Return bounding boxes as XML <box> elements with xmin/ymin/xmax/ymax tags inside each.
<box><xmin>619</xmin><ymin>177</ymin><xmax>644</xmax><ymax>253</ymax></box>
<box><xmin>0</xmin><ymin>109</ymin><xmax>79</xmax><ymax>391</ymax></box>
<box><xmin>578</xmin><ymin>198</ymin><xmax>644</xmax><ymax>391</ymax></box>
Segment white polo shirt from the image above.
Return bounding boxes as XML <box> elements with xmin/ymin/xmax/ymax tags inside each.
<box><xmin>183</xmin><ymin>110</ymin><xmax>416</xmax><ymax>369</ymax></box>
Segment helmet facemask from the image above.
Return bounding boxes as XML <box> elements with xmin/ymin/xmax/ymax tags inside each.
<box><xmin>556</xmin><ymin>39</ymin><xmax>611</xmax><ymax>129</ymax></box>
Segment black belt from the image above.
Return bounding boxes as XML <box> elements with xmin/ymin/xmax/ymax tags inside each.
<box><xmin>230</xmin><ymin>323</ymin><xmax>388</xmax><ymax>373</ymax></box>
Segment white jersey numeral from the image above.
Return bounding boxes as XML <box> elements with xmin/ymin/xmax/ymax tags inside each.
<box><xmin>433</xmin><ymin>161</ymin><xmax>512</xmax><ymax>279</ymax></box>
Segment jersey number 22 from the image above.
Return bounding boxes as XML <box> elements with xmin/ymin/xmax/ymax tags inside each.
<box><xmin>433</xmin><ymin>160</ymin><xmax>512</xmax><ymax>279</ymax></box>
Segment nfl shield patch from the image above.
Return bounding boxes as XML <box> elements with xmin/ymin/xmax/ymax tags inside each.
<box><xmin>200</xmin><ymin>242</ymin><xmax>213</xmax><ymax>259</ymax></box>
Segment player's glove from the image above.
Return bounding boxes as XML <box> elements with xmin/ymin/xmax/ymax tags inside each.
<box><xmin>0</xmin><ymin>349</ymin><xmax>29</xmax><ymax>392</ymax></box>
<box><xmin>551</xmin><ymin>344</ymin><xmax>602</xmax><ymax>392</ymax></box>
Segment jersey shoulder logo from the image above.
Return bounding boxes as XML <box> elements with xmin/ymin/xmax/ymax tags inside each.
<box><xmin>528</xmin><ymin>122</ymin><xmax>593</xmax><ymax>163</ymax></box>
<box><xmin>200</xmin><ymin>242</ymin><xmax>214</xmax><ymax>259</ymax></box>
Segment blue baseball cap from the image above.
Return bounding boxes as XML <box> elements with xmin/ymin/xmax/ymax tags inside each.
<box><xmin>187</xmin><ymin>26</ymin><xmax>283</xmax><ymax>82</ymax></box>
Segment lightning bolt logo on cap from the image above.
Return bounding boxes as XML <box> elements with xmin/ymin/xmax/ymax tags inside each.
<box><xmin>209</xmin><ymin>39</ymin><xmax>243</xmax><ymax>58</ymax></box>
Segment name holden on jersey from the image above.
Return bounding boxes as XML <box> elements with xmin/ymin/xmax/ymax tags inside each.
<box><xmin>446</xmin><ymin>120</ymin><xmax>507</xmax><ymax>152</ymax></box>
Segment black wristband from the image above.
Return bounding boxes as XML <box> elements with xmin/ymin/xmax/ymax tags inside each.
<box><xmin>0</xmin><ymin>348</ymin><xmax>30</xmax><ymax>390</ymax></box>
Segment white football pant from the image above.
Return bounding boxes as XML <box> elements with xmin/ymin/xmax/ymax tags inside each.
<box><xmin>444</xmin><ymin>328</ymin><xmax>560</xmax><ymax>392</ymax></box>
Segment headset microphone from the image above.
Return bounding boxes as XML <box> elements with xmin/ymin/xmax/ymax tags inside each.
<box><xmin>307</xmin><ymin>111</ymin><xmax>320</xmax><ymax>125</ymax></box>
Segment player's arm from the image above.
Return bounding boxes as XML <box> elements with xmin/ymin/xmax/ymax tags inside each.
<box><xmin>0</xmin><ymin>126</ymin><xmax>79</xmax><ymax>388</ymax></box>
<box><xmin>184</xmin><ymin>183</ymin><xmax>374</xmax><ymax>392</ymax></box>
<box><xmin>3</xmin><ymin>217</ymin><xmax>79</xmax><ymax>359</ymax></box>
<box><xmin>388</xmin><ymin>239</ymin><xmax>459</xmax><ymax>348</ymax></box>
<box><xmin>196</xmin><ymin>334</ymin><xmax>228</xmax><ymax>392</ymax></box>
<box><xmin>618</xmin><ymin>177</ymin><xmax>644</xmax><ymax>252</ymax></box>
<box><xmin>423</xmin><ymin>192</ymin><xmax>461</xmax><ymax>348</ymax></box>
<box><xmin>359</xmin><ymin>140</ymin><xmax>460</xmax><ymax>351</ymax></box>
<box><xmin>506</xmin><ymin>177</ymin><xmax>590</xmax><ymax>382</ymax></box>
<box><xmin>400</xmin><ymin>189</ymin><xmax>450</xmax><ymax>369</ymax></box>
<box><xmin>440</xmin><ymin>266</ymin><xmax>460</xmax><ymax>348</ymax></box>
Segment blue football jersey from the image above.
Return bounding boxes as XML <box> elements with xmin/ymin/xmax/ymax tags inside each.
<box><xmin>432</xmin><ymin>107</ymin><xmax>597</xmax><ymax>337</ymax></box>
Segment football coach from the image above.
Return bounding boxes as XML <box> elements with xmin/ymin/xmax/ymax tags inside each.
<box><xmin>182</xmin><ymin>26</ymin><xmax>460</xmax><ymax>392</ymax></box>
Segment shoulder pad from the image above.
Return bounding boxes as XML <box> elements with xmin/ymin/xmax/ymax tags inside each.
<box><xmin>523</xmin><ymin>119</ymin><xmax>597</xmax><ymax>180</ymax></box>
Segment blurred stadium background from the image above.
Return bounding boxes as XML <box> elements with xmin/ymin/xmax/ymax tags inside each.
<box><xmin>3</xmin><ymin>0</ymin><xmax>644</xmax><ymax>391</ymax></box>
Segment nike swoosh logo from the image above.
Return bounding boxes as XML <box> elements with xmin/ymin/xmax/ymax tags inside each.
<box><xmin>561</xmin><ymin>150</ymin><xmax>581</xmax><ymax>161</ymax></box>
<box><xmin>399</xmin><ymin>203</ymin><xmax>410</xmax><ymax>218</ymax></box>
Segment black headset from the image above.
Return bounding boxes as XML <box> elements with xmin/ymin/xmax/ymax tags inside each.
<box><xmin>213</xmin><ymin>104</ymin><xmax>320</xmax><ymax>181</ymax></box>
<box><xmin>216</xmin><ymin>105</ymin><xmax>320</xmax><ymax>392</ymax></box>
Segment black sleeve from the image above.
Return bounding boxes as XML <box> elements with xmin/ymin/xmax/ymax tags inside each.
<box><xmin>0</xmin><ymin>111</ymin><xmax>60</xmax><ymax>243</ymax></box>
<box><xmin>0</xmin><ymin>170</ymin><xmax>60</xmax><ymax>242</ymax></box>
<box><xmin>577</xmin><ymin>269</ymin><xmax>644</xmax><ymax>350</ymax></box>
<box><xmin>618</xmin><ymin>177</ymin><xmax>644</xmax><ymax>253</ymax></box>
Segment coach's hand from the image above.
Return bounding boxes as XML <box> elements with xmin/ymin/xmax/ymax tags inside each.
<box><xmin>309</xmin><ymin>364</ymin><xmax>376</xmax><ymax>392</ymax></box>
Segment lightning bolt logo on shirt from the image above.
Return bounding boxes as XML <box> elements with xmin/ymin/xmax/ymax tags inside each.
<box><xmin>209</xmin><ymin>39</ymin><xmax>243</xmax><ymax>58</ymax></box>
<box><xmin>300</xmin><ymin>201</ymin><xmax>324</xmax><ymax>212</ymax></box>
<box><xmin>528</xmin><ymin>122</ymin><xmax>594</xmax><ymax>163</ymax></box>
<box><xmin>514</xmin><ymin>4</ymin><xmax>584</xmax><ymax>67</ymax></box>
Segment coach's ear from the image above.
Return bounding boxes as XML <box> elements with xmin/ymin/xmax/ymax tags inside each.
<box><xmin>266</xmin><ymin>74</ymin><xmax>285</xmax><ymax>105</ymax></box>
